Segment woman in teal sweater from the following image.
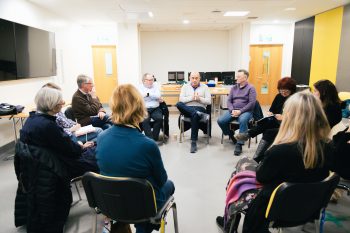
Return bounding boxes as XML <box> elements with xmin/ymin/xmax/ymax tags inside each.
<box><xmin>96</xmin><ymin>84</ymin><xmax>175</xmax><ymax>233</ymax></box>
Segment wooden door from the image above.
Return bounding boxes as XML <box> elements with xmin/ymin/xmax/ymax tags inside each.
<box><xmin>92</xmin><ymin>45</ymin><xmax>118</xmax><ymax>103</ymax></box>
<box><xmin>249</xmin><ymin>45</ymin><xmax>283</xmax><ymax>105</ymax></box>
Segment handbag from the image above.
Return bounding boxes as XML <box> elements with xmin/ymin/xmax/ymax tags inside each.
<box><xmin>0</xmin><ymin>103</ymin><xmax>24</xmax><ymax>116</ymax></box>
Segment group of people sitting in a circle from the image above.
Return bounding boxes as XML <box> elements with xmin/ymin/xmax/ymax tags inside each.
<box><xmin>14</xmin><ymin>71</ymin><xmax>349</xmax><ymax>233</ymax></box>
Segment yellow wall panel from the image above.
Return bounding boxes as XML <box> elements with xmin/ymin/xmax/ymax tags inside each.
<box><xmin>309</xmin><ymin>7</ymin><xmax>343</xmax><ymax>86</ymax></box>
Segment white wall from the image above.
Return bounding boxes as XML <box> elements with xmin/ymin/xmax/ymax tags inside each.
<box><xmin>117</xmin><ymin>23</ymin><xmax>141</xmax><ymax>86</ymax></box>
<box><xmin>0</xmin><ymin>0</ymin><xmax>131</xmax><ymax>147</ymax></box>
<box><xmin>228</xmin><ymin>23</ymin><xmax>251</xmax><ymax>72</ymax></box>
<box><xmin>0</xmin><ymin>1</ymin><xmax>295</xmax><ymax>148</ymax></box>
<box><xmin>250</xmin><ymin>24</ymin><xmax>295</xmax><ymax>78</ymax></box>
<box><xmin>140</xmin><ymin>30</ymin><xmax>230</xmax><ymax>84</ymax></box>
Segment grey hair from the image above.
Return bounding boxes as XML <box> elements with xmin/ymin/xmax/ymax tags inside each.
<box><xmin>77</xmin><ymin>74</ymin><xmax>92</xmax><ymax>88</ymax></box>
<box><xmin>35</xmin><ymin>87</ymin><xmax>62</xmax><ymax>113</ymax></box>
<box><xmin>237</xmin><ymin>69</ymin><xmax>249</xmax><ymax>78</ymax></box>
<box><xmin>142</xmin><ymin>73</ymin><xmax>154</xmax><ymax>82</ymax></box>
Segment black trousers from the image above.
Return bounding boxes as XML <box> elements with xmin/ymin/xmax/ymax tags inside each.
<box><xmin>142</xmin><ymin>107</ymin><xmax>163</xmax><ymax>141</ymax></box>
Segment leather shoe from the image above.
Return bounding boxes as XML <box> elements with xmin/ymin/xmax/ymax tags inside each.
<box><xmin>234</xmin><ymin>144</ymin><xmax>242</xmax><ymax>156</ymax></box>
<box><xmin>216</xmin><ymin>216</ymin><xmax>224</xmax><ymax>232</ymax></box>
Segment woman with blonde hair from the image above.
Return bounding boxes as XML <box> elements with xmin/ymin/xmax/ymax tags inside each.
<box><xmin>96</xmin><ymin>84</ymin><xmax>175</xmax><ymax>233</ymax></box>
<box><xmin>242</xmin><ymin>91</ymin><xmax>334</xmax><ymax>233</ymax></box>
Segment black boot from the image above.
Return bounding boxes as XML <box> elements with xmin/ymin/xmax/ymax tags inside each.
<box><xmin>253</xmin><ymin>139</ymin><xmax>271</xmax><ymax>163</ymax></box>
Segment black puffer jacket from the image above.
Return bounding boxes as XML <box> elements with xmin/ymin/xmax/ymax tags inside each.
<box><xmin>14</xmin><ymin>141</ymin><xmax>72</xmax><ymax>233</ymax></box>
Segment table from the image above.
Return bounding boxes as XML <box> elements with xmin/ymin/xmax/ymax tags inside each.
<box><xmin>1</xmin><ymin>112</ymin><xmax>29</xmax><ymax>142</ymax></box>
<box><xmin>209</xmin><ymin>86</ymin><xmax>230</xmax><ymax>116</ymax></box>
<box><xmin>0</xmin><ymin>112</ymin><xmax>29</xmax><ymax>160</ymax></box>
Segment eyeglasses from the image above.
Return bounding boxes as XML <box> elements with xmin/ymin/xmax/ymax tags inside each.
<box><xmin>279</xmin><ymin>89</ymin><xmax>291</xmax><ymax>93</ymax></box>
<box><xmin>144</xmin><ymin>79</ymin><xmax>154</xmax><ymax>81</ymax></box>
<box><xmin>85</xmin><ymin>82</ymin><xmax>93</xmax><ymax>85</ymax></box>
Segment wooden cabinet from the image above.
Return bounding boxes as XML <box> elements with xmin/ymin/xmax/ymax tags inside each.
<box><xmin>161</xmin><ymin>84</ymin><xmax>181</xmax><ymax>106</ymax></box>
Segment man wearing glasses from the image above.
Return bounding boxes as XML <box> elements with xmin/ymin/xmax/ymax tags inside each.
<box><xmin>138</xmin><ymin>73</ymin><xmax>163</xmax><ymax>141</ymax></box>
<box><xmin>176</xmin><ymin>71</ymin><xmax>211</xmax><ymax>153</ymax></box>
<box><xmin>217</xmin><ymin>69</ymin><xmax>256</xmax><ymax>156</ymax></box>
<box><xmin>72</xmin><ymin>74</ymin><xmax>112</xmax><ymax>130</ymax></box>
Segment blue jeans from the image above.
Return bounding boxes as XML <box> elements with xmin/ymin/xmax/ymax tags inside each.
<box><xmin>71</xmin><ymin>127</ymin><xmax>103</xmax><ymax>143</ymax></box>
<box><xmin>135</xmin><ymin>180</ymin><xmax>175</xmax><ymax>233</ymax></box>
<box><xmin>217</xmin><ymin>111</ymin><xmax>252</xmax><ymax>144</ymax></box>
<box><xmin>90</xmin><ymin>115</ymin><xmax>112</xmax><ymax>130</ymax></box>
<box><xmin>176</xmin><ymin>102</ymin><xmax>206</xmax><ymax>141</ymax></box>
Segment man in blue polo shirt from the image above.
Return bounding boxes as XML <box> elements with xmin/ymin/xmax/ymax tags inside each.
<box><xmin>217</xmin><ymin>69</ymin><xmax>256</xmax><ymax>156</ymax></box>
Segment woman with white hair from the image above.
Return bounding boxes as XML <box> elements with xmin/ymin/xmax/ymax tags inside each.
<box><xmin>20</xmin><ymin>87</ymin><xmax>99</xmax><ymax>178</ymax></box>
<box><xmin>15</xmin><ymin>87</ymin><xmax>99</xmax><ymax>232</ymax></box>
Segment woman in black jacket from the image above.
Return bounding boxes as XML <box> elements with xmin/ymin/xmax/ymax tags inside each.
<box><xmin>16</xmin><ymin>87</ymin><xmax>98</xmax><ymax>233</ymax></box>
<box><xmin>235</xmin><ymin>77</ymin><xmax>297</xmax><ymax>162</ymax></box>
<box><xmin>313</xmin><ymin>79</ymin><xmax>342</xmax><ymax>128</ymax></box>
<box><xmin>242</xmin><ymin>92</ymin><xmax>334</xmax><ymax>233</ymax></box>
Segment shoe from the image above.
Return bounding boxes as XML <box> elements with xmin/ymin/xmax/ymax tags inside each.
<box><xmin>234</xmin><ymin>144</ymin><xmax>242</xmax><ymax>156</ymax></box>
<box><xmin>234</xmin><ymin>132</ymin><xmax>250</xmax><ymax>141</ymax></box>
<box><xmin>190</xmin><ymin>141</ymin><xmax>197</xmax><ymax>153</ymax></box>
<box><xmin>216</xmin><ymin>216</ymin><xmax>225</xmax><ymax>232</ymax></box>
<box><xmin>196</xmin><ymin>111</ymin><xmax>209</xmax><ymax>122</ymax></box>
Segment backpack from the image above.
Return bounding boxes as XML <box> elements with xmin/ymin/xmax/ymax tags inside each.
<box><xmin>0</xmin><ymin>103</ymin><xmax>24</xmax><ymax>116</ymax></box>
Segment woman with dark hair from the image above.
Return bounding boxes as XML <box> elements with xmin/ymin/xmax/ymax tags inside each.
<box><xmin>235</xmin><ymin>77</ymin><xmax>296</xmax><ymax>161</ymax></box>
<box><xmin>313</xmin><ymin>79</ymin><xmax>342</xmax><ymax>128</ymax></box>
<box><xmin>235</xmin><ymin>77</ymin><xmax>296</xmax><ymax>141</ymax></box>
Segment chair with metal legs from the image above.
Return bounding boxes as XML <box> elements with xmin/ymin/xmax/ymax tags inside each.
<box><xmin>82</xmin><ymin>172</ymin><xmax>179</xmax><ymax>233</ymax></box>
<box><xmin>179</xmin><ymin>104</ymin><xmax>211</xmax><ymax>144</ymax></box>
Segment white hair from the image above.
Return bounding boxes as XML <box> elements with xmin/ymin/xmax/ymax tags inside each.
<box><xmin>35</xmin><ymin>87</ymin><xmax>62</xmax><ymax>113</ymax></box>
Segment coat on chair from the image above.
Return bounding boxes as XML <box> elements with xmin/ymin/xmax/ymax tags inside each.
<box><xmin>14</xmin><ymin>141</ymin><xmax>72</xmax><ymax>233</ymax></box>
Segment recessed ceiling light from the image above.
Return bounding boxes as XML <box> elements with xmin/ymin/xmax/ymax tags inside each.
<box><xmin>182</xmin><ymin>19</ymin><xmax>190</xmax><ymax>24</ymax></box>
<box><xmin>224</xmin><ymin>11</ymin><xmax>250</xmax><ymax>17</ymax></box>
<box><xmin>148</xmin><ymin>11</ymin><xmax>154</xmax><ymax>18</ymax></box>
<box><xmin>273</xmin><ymin>20</ymin><xmax>279</xmax><ymax>23</ymax></box>
<box><xmin>284</xmin><ymin>7</ymin><xmax>296</xmax><ymax>11</ymax></box>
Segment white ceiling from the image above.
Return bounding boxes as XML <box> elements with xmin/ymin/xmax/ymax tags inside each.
<box><xmin>28</xmin><ymin>0</ymin><xmax>350</xmax><ymax>30</ymax></box>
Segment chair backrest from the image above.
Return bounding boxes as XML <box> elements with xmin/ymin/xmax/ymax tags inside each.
<box><xmin>82</xmin><ymin>172</ymin><xmax>157</xmax><ymax>223</ymax></box>
<box><xmin>265</xmin><ymin>173</ymin><xmax>340</xmax><ymax>227</ymax></box>
<box><xmin>252</xmin><ymin>101</ymin><xmax>264</xmax><ymax>121</ymax></box>
<box><xmin>64</xmin><ymin>106</ymin><xmax>76</xmax><ymax>121</ymax></box>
